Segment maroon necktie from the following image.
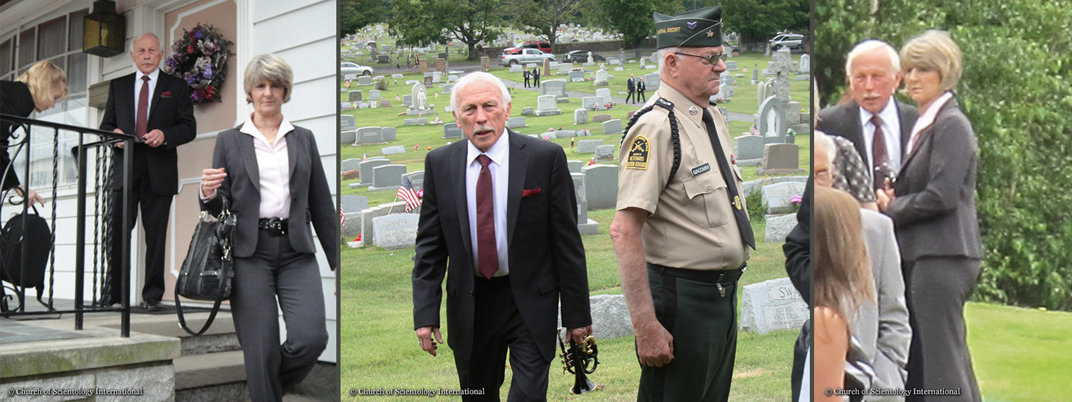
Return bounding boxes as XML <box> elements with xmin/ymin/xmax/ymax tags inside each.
<box><xmin>870</xmin><ymin>114</ymin><xmax>888</xmax><ymax>191</ymax></box>
<box><xmin>136</xmin><ymin>75</ymin><xmax>150</xmax><ymax>140</ymax></box>
<box><xmin>476</xmin><ymin>155</ymin><xmax>498</xmax><ymax>279</ymax></box>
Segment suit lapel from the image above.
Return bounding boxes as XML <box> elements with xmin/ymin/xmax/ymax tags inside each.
<box><xmin>849</xmin><ymin>102</ymin><xmax>869</xmax><ymax>168</ymax></box>
<box><xmin>505</xmin><ymin>132</ymin><xmax>528</xmax><ymax>248</ymax></box>
<box><xmin>287</xmin><ymin>128</ymin><xmax>302</xmax><ymax>197</ymax></box>
<box><xmin>148</xmin><ymin>73</ymin><xmax>168</xmax><ymax>122</ymax></box>
<box><xmin>230</xmin><ymin>128</ymin><xmax>260</xmax><ymax>188</ymax></box>
<box><xmin>451</xmin><ymin>141</ymin><xmax>473</xmax><ymax>259</ymax></box>
<box><xmin>897</xmin><ymin>101</ymin><xmax>913</xmax><ymax>152</ymax></box>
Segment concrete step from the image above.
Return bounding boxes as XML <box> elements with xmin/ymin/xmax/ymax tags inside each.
<box><xmin>174</xmin><ymin>349</ymin><xmax>248</xmax><ymax>401</ymax></box>
<box><xmin>91</xmin><ymin>308</ymin><xmax>242</xmax><ymax>355</ymax></box>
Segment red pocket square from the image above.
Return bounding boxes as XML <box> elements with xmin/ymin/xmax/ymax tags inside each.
<box><xmin>522</xmin><ymin>187</ymin><xmax>542</xmax><ymax>198</ymax></box>
<box><xmin>161</xmin><ymin>91</ymin><xmax>173</xmax><ymax>98</ymax></box>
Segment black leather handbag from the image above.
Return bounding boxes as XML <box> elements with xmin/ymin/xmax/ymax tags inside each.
<box><xmin>1</xmin><ymin>205</ymin><xmax>51</xmax><ymax>312</ymax></box>
<box><xmin>175</xmin><ymin>195</ymin><xmax>236</xmax><ymax>335</ymax></box>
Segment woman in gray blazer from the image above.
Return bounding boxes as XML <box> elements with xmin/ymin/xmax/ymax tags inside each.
<box><xmin>200</xmin><ymin>54</ymin><xmax>337</xmax><ymax>401</ymax></box>
<box><xmin>877</xmin><ymin>31</ymin><xmax>982</xmax><ymax>401</ymax></box>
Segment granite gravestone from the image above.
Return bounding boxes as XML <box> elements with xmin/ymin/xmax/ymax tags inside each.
<box><xmin>734</xmin><ymin>135</ymin><xmax>765</xmax><ymax>166</ymax></box>
<box><xmin>601</xmin><ymin>119</ymin><xmax>622</xmax><ymax>135</ymax></box>
<box><xmin>574</xmin><ymin>108</ymin><xmax>588</xmax><ymax>125</ymax></box>
<box><xmin>757</xmin><ymin>143</ymin><xmax>805</xmax><ymax>175</ymax></box>
<box><xmin>506</xmin><ymin>117</ymin><xmax>527</xmax><ymax>129</ymax></box>
<box><xmin>594</xmin><ymin>144</ymin><xmax>615</xmax><ymax>161</ymax></box>
<box><xmin>571</xmin><ymin>173</ymin><xmax>599</xmax><ymax>235</ymax></box>
<box><xmin>758</xmin><ymin>96</ymin><xmax>788</xmax><ymax>144</ymax></box>
<box><xmin>381</xmin><ymin>146</ymin><xmax>405</xmax><ymax>155</ymax></box>
<box><xmin>739</xmin><ymin>277</ymin><xmax>809</xmax><ymax>334</ymax></box>
<box><xmin>357</xmin><ymin>159</ymin><xmax>390</xmax><ymax>186</ymax></box>
<box><xmin>764</xmin><ymin>213</ymin><xmax>798</xmax><ymax>243</ymax></box>
<box><xmin>372</xmin><ymin>214</ymin><xmax>419</xmax><ymax>249</ymax></box>
<box><xmin>541</xmin><ymin>79</ymin><xmax>567</xmax><ymax>101</ymax></box>
<box><xmin>370</xmin><ymin>164</ymin><xmax>407</xmax><ymax>190</ymax></box>
<box><xmin>577</xmin><ymin>139</ymin><xmax>603</xmax><ymax>154</ymax></box>
<box><xmin>761</xmin><ymin>181</ymin><xmax>806</xmax><ymax>215</ymax></box>
<box><xmin>534</xmin><ymin>95</ymin><xmax>561</xmax><ymax>116</ymax></box>
<box><xmin>355</xmin><ymin>127</ymin><xmax>383</xmax><ymax>145</ymax></box>
<box><xmin>403</xmin><ymin>170</ymin><xmax>425</xmax><ymax>191</ymax></box>
<box><xmin>583</xmin><ymin>164</ymin><xmax>618</xmax><ymax>210</ymax></box>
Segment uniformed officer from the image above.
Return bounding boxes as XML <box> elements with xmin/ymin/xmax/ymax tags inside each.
<box><xmin>609</xmin><ymin>6</ymin><xmax>755</xmax><ymax>402</ymax></box>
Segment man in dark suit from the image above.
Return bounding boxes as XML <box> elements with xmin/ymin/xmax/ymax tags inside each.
<box><xmin>100</xmin><ymin>33</ymin><xmax>196</xmax><ymax>310</ymax></box>
<box><xmin>413</xmin><ymin>71</ymin><xmax>592</xmax><ymax>400</ymax></box>
<box><xmin>531</xmin><ymin>66</ymin><xmax>540</xmax><ymax>88</ymax></box>
<box><xmin>817</xmin><ymin>40</ymin><xmax>917</xmax><ymax>192</ymax></box>
<box><xmin>626</xmin><ymin>74</ymin><xmax>636</xmax><ymax>104</ymax></box>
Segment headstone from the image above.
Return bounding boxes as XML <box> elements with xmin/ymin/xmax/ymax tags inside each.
<box><xmin>642</xmin><ymin>73</ymin><xmax>659</xmax><ymax>91</ymax></box>
<box><xmin>360</xmin><ymin>202</ymin><xmax>401</xmax><ymax>246</ymax></box>
<box><xmin>372</xmin><ymin>214</ymin><xmax>420</xmax><ymax>249</ymax></box>
<box><xmin>403</xmin><ymin>170</ymin><xmax>425</xmax><ymax>191</ymax></box>
<box><xmin>583</xmin><ymin>164</ymin><xmax>618</xmax><ymax>210</ymax></box>
<box><xmin>558</xmin><ymin>64</ymin><xmax>571</xmax><ymax>75</ymax></box>
<box><xmin>740</xmin><ymin>277</ymin><xmax>809</xmax><ymax>334</ymax></box>
<box><xmin>340</xmin><ymin>101</ymin><xmax>352</xmax><ymax>110</ymax></box>
<box><xmin>594</xmin><ymin>69</ymin><xmax>608</xmax><ymax>86</ymax></box>
<box><xmin>381</xmin><ymin>145</ymin><xmax>405</xmax><ymax>155</ymax></box>
<box><xmin>341</xmin><ymin>195</ymin><xmax>369</xmax><ymax>216</ymax></box>
<box><xmin>447</xmin><ymin>74</ymin><xmax>458</xmax><ymax>82</ymax></box>
<box><xmin>541</xmin><ymin>80</ymin><xmax>567</xmax><ymax>100</ymax></box>
<box><xmin>601</xmin><ymin>119</ymin><xmax>622</xmax><ymax>135</ymax></box>
<box><xmin>799</xmin><ymin>53</ymin><xmax>810</xmax><ymax>73</ymax></box>
<box><xmin>735</xmin><ymin>135</ymin><xmax>765</xmax><ymax>166</ymax></box>
<box><xmin>521</xmin><ymin>107</ymin><xmax>534</xmax><ymax>116</ymax></box>
<box><xmin>608</xmin><ymin>58</ymin><xmax>620</xmax><ymax>66</ymax></box>
<box><xmin>725</xmin><ymin>60</ymin><xmax>738</xmax><ymax>70</ymax></box>
<box><xmin>391</xmin><ymin>73</ymin><xmax>404</xmax><ymax>79</ymax></box>
<box><xmin>569</xmin><ymin>70</ymin><xmax>585</xmax><ymax>82</ymax></box>
<box><xmin>349</xmin><ymin>91</ymin><xmax>364</xmax><ymax>102</ymax></box>
<box><xmin>357</xmin><ymin>76</ymin><xmax>372</xmax><ymax>86</ymax></box>
<box><xmin>721</xmin><ymin>73</ymin><xmax>736</xmax><ymax>86</ymax></box>
<box><xmin>594</xmin><ymin>144</ymin><xmax>615</xmax><ymax>161</ymax></box>
<box><xmin>411</xmin><ymin>83</ymin><xmax>432</xmax><ymax>113</ymax></box>
<box><xmin>370</xmin><ymin>164</ymin><xmax>407</xmax><ymax>190</ymax></box>
<box><xmin>595</xmin><ymin>88</ymin><xmax>612</xmax><ymax>105</ymax></box>
<box><xmin>379</xmin><ymin>100</ymin><xmax>391</xmax><ymax>108</ymax></box>
<box><xmin>534</xmin><ymin>95</ymin><xmax>561</xmax><ymax>116</ymax></box>
<box><xmin>403</xmin><ymin>118</ymin><xmax>428</xmax><ymax>125</ymax></box>
<box><xmin>571</xmin><ymin>173</ymin><xmax>599</xmax><ymax>235</ymax></box>
<box><xmin>436</xmin><ymin>58</ymin><xmax>447</xmax><ymax>73</ymax></box>
<box><xmin>510</xmin><ymin>64</ymin><xmax>523</xmax><ymax>73</ymax></box>
<box><xmin>765</xmin><ymin>213</ymin><xmax>798</xmax><ymax>243</ymax></box>
<box><xmin>423</xmin><ymin>75</ymin><xmax>433</xmax><ymax>86</ymax></box>
<box><xmin>577</xmin><ymin>139</ymin><xmax>603</xmax><ymax>154</ymax></box>
<box><xmin>381</xmin><ymin>127</ymin><xmax>396</xmax><ymax>141</ymax></box>
<box><xmin>567</xmin><ymin>160</ymin><xmax>583</xmax><ymax>173</ymax></box>
<box><xmin>402</xmin><ymin>94</ymin><xmax>413</xmax><ymax>107</ymax></box>
<box><xmin>582</xmin><ymin>97</ymin><xmax>603</xmax><ymax>111</ymax></box>
<box><xmin>770</xmin><ymin>48</ymin><xmax>795</xmax><ymax>103</ymax></box>
<box><xmin>355</xmin><ymin>126</ymin><xmax>384</xmax><ymax>145</ymax></box>
<box><xmin>762</xmin><ymin>182</ymin><xmax>807</xmax><ymax>214</ymax></box>
<box><xmin>758</xmin><ymin>96</ymin><xmax>788</xmax><ymax>144</ymax></box>
<box><xmin>506</xmin><ymin>117</ymin><xmax>527</xmax><ymax>129</ymax></box>
<box><xmin>574</xmin><ymin>108</ymin><xmax>588</xmax><ymax>125</ymax></box>
<box><xmin>432</xmin><ymin>71</ymin><xmax>443</xmax><ymax>83</ymax></box>
<box><xmin>377</xmin><ymin>54</ymin><xmax>390</xmax><ymax>64</ymax></box>
<box><xmin>585</xmin><ymin>294</ymin><xmax>633</xmax><ymax>338</ymax></box>
<box><xmin>757</xmin><ymin>143</ymin><xmax>805</xmax><ymax>175</ymax></box>
<box><xmin>443</xmin><ymin>122</ymin><xmax>463</xmax><ymax>138</ymax></box>
<box><xmin>341</xmin><ymin>158</ymin><xmax>362</xmax><ymax>173</ymax></box>
<box><xmin>340</xmin><ymin>115</ymin><xmax>358</xmax><ymax>143</ymax></box>
<box><xmin>358</xmin><ymin>159</ymin><xmax>390</xmax><ymax>186</ymax></box>
<box><xmin>752</xmin><ymin>64</ymin><xmax>759</xmax><ymax>84</ymax></box>
<box><xmin>542</xmin><ymin>132</ymin><xmax>558</xmax><ymax>140</ymax></box>
<box><xmin>592</xmin><ymin>114</ymin><xmax>612</xmax><ymax>123</ymax></box>
<box><xmin>368</xmin><ymin>90</ymin><xmax>382</xmax><ymax>100</ymax></box>
<box><xmin>440</xmin><ymin>84</ymin><xmax>453</xmax><ymax>95</ymax></box>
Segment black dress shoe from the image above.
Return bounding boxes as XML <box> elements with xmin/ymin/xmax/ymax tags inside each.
<box><xmin>140</xmin><ymin>300</ymin><xmax>161</xmax><ymax>311</ymax></box>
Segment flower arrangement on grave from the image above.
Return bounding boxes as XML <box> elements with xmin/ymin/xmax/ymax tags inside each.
<box><xmin>163</xmin><ymin>24</ymin><xmax>233</xmax><ymax>104</ymax></box>
<box><xmin>604</xmin><ymin>101</ymin><xmax>615</xmax><ymax>109</ymax></box>
<box><xmin>791</xmin><ymin>195</ymin><xmax>803</xmax><ymax>213</ymax></box>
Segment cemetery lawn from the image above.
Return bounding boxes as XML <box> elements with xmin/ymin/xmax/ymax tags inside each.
<box><xmin>966</xmin><ymin>302</ymin><xmax>1072</xmax><ymax>401</ymax></box>
<box><xmin>340</xmin><ymin>51</ymin><xmax>809</xmax><ymax>205</ymax></box>
<box><xmin>340</xmin><ymin>209</ymin><xmax>795</xmax><ymax>400</ymax></box>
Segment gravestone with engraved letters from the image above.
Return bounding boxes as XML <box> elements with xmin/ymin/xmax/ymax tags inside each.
<box><xmin>357</xmin><ymin>158</ymin><xmax>390</xmax><ymax>187</ymax></box>
<box><xmin>372</xmin><ymin>214</ymin><xmax>419</xmax><ymax>250</ymax></box>
<box><xmin>534</xmin><ymin>95</ymin><xmax>561</xmax><ymax>116</ymax></box>
<box><xmin>740</xmin><ymin>277</ymin><xmax>809</xmax><ymax>334</ymax></box>
<box><xmin>370</xmin><ymin>164</ymin><xmax>407</xmax><ymax>191</ymax></box>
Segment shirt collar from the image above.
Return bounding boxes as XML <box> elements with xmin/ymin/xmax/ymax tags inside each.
<box><xmin>240</xmin><ymin>112</ymin><xmax>295</xmax><ymax>139</ymax></box>
<box><xmin>915</xmin><ymin>91</ymin><xmax>954</xmax><ymax>126</ymax></box>
<box><xmin>137</xmin><ymin>68</ymin><xmax>160</xmax><ymax>84</ymax></box>
<box><xmin>467</xmin><ymin>128</ymin><xmax>510</xmax><ymax>167</ymax></box>
<box><xmin>656</xmin><ymin>82</ymin><xmax>709</xmax><ymax>128</ymax></box>
<box><xmin>858</xmin><ymin>97</ymin><xmax>898</xmax><ymax>126</ymax></box>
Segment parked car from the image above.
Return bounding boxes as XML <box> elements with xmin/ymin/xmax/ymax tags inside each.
<box><xmin>341</xmin><ymin>62</ymin><xmax>374</xmax><ymax>76</ymax></box>
<box><xmin>501</xmin><ymin>48</ymin><xmax>555</xmax><ymax>66</ymax></box>
<box><xmin>504</xmin><ymin>41</ymin><xmax>552</xmax><ymax>55</ymax></box>
<box><xmin>562</xmin><ymin>50</ymin><xmax>606</xmax><ymax>63</ymax></box>
<box><xmin>769</xmin><ymin>33</ymin><xmax>806</xmax><ymax>50</ymax></box>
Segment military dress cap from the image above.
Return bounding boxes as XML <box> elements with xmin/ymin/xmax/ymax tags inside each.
<box><xmin>654</xmin><ymin>6</ymin><xmax>723</xmax><ymax>49</ymax></box>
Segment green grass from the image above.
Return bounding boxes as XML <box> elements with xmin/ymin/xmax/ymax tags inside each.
<box><xmin>340</xmin><ymin>51</ymin><xmax>809</xmax><ymax>203</ymax></box>
<box><xmin>340</xmin><ymin>209</ymin><xmax>796</xmax><ymax>400</ymax></box>
<box><xmin>966</xmin><ymin>302</ymin><xmax>1072</xmax><ymax>401</ymax></box>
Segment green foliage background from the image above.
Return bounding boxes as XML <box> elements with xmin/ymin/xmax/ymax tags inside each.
<box><xmin>815</xmin><ymin>0</ymin><xmax>1072</xmax><ymax>310</ymax></box>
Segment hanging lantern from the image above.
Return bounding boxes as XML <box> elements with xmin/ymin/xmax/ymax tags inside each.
<box><xmin>83</xmin><ymin>0</ymin><xmax>126</xmax><ymax>57</ymax></box>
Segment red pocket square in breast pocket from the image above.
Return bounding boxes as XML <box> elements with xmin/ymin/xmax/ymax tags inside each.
<box><xmin>161</xmin><ymin>91</ymin><xmax>173</xmax><ymax>98</ymax></box>
<box><xmin>522</xmin><ymin>187</ymin><xmax>542</xmax><ymax>198</ymax></box>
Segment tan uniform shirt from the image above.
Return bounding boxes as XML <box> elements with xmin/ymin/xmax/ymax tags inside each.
<box><xmin>616</xmin><ymin>83</ymin><xmax>749</xmax><ymax>270</ymax></box>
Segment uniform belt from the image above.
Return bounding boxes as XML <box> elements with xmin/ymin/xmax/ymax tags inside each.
<box><xmin>647</xmin><ymin>263</ymin><xmax>746</xmax><ymax>284</ymax></box>
<box><xmin>258</xmin><ymin>217</ymin><xmax>288</xmax><ymax>236</ymax></box>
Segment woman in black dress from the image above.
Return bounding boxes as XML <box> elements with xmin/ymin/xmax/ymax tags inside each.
<box><xmin>0</xmin><ymin>60</ymin><xmax>68</xmax><ymax>206</ymax></box>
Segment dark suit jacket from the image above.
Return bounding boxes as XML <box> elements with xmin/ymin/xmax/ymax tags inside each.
<box><xmin>817</xmin><ymin>100</ymin><xmax>917</xmax><ymax>169</ymax></box>
<box><xmin>0</xmin><ymin>80</ymin><xmax>36</xmax><ymax>191</ymax></box>
<box><xmin>886</xmin><ymin>98</ymin><xmax>981</xmax><ymax>262</ymax></box>
<box><xmin>637</xmin><ymin>81</ymin><xmax>645</xmax><ymax>92</ymax></box>
<box><xmin>627</xmin><ymin>78</ymin><xmax>636</xmax><ymax>92</ymax></box>
<box><xmin>201</xmin><ymin>125</ymin><xmax>339</xmax><ymax>270</ymax></box>
<box><xmin>100</xmin><ymin>71</ymin><xmax>196</xmax><ymax>195</ymax></box>
<box><xmin>412</xmin><ymin>131</ymin><xmax>591</xmax><ymax>365</ymax></box>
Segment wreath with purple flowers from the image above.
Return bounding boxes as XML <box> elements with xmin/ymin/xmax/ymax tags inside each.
<box><xmin>162</xmin><ymin>24</ymin><xmax>233</xmax><ymax>104</ymax></box>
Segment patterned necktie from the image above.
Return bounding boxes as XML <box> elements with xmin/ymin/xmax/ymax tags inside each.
<box><xmin>702</xmin><ymin>110</ymin><xmax>755</xmax><ymax>250</ymax></box>
<box><xmin>871</xmin><ymin>114</ymin><xmax>888</xmax><ymax>191</ymax></box>
<box><xmin>475</xmin><ymin>155</ymin><xmax>498</xmax><ymax>278</ymax></box>
<box><xmin>136</xmin><ymin>75</ymin><xmax>150</xmax><ymax>140</ymax></box>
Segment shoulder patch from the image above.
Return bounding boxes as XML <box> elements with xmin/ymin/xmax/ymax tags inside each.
<box><xmin>625</xmin><ymin>135</ymin><xmax>650</xmax><ymax>170</ymax></box>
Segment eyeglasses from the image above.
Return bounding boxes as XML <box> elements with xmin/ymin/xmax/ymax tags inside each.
<box><xmin>674</xmin><ymin>52</ymin><xmax>725</xmax><ymax>66</ymax></box>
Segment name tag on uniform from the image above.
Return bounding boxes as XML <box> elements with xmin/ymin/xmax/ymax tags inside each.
<box><xmin>691</xmin><ymin>163</ymin><xmax>711</xmax><ymax>177</ymax></box>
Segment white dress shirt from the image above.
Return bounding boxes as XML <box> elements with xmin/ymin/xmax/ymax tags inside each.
<box><xmin>858</xmin><ymin>99</ymin><xmax>903</xmax><ymax>174</ymax></box>
<box><xmin>466</xmin><ymin>131</ymin><xmax>510</xmax><ymax>277</ymax></box>
<box><xmin>201</xmin><ymin>113</ymin><xmax>294</xmax><ymax>219</ymax></box>
<box><xmin>133</xmin><ymin>69</ymin><xmax>160</xmax><ymax>122</ymax></box>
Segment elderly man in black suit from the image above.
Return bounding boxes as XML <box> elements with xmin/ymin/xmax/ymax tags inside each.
<box><xmin>817</xmin><ymin>39</ymin><xmax>917</xmax><ymax>193</ymax></box>
<box><xmin>100</xmin><ymin>32</ymin><xmax>195</xmax><ymax>310</ymax></box>
<box><xmin>412</xmin><ymin>71</ymin><xmax>592</xmax><ymax>400</ymax></box>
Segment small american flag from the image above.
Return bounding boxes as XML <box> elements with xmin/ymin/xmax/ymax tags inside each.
<box><xmin>340</xmin><ymin>206</ymin><xmax>345</xmax><ymax>226</ymax></box>
<box><xmin>396</xmin><ymin>176</ymin><xmax>422</xmax><ymax>212</ymax></box>
<box><xmin>362</xmin><ymin>152</ymin><xmax>367</xmax><ymax>162</ymax></box>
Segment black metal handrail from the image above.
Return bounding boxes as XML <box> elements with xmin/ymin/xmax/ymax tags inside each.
<box><xmin>0</xmin><ymin>112</ymin><xmax>135</xmax><ymax>337</ymax></box>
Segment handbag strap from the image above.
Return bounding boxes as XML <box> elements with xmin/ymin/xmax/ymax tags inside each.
<box><xmin>175</xmin><ymin>283</ymin><xmax>224</xmax><ymax>336</ymax></box>
<box><xmin>176</xmin><ymin>193</ymin><xmax>235</xmax><ymax>336</ymax></box>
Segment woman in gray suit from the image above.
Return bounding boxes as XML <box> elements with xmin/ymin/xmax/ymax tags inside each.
<box><xmin>876</xmin><ymin>31</ymin><xmax>981</xmax><ymax>401</ymax></box>
<box><xmin>200</xmin><ymin>54</ymin><xmax>337</xmax><ymax>401</ymax></box>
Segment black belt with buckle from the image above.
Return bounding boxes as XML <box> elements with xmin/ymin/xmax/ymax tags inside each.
<box><xmin>258</xmin><ymin>217</ymin><xmax>288</xmax><ymax>236</ymax></box>
<box><xmin>648</xmin><ymin>263</ymin><xmax>747</xmax><ymax>297</ymax></box>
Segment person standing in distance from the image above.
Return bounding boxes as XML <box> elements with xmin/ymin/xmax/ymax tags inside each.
<box><xmin>610</xmin><ymin>7</ymin><xmax>754</xmax><ymax>401</ymax></box>
<box><xmin>100</xmin><ymin>32</ymin><xmax>196</xmax><ymax>310</ymax></box>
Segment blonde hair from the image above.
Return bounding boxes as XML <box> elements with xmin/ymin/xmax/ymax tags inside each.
<box><xmin>814</xmin><ymin>186</ymin><xmax>874</xmax><ymax>326</ymax></box>
<box><xmin>244</xmin><ymin>53</ymin><xmax>294</xmax><ymax>103</ymax></box>
<box><xmin>900</xmin><ymin>30</ymin><xmax>962</xmax><ymax>92</ymax></box>
<box><xmin>16</xmin><ymin>60</ymin><xmax>69</xmax><ymax>108</ymax></box>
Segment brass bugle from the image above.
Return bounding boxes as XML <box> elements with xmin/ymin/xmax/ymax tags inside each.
<box><xmin>558</xmin><ymin>329</ymin><xmax>598</xmax><ymax>394</ymax></box>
